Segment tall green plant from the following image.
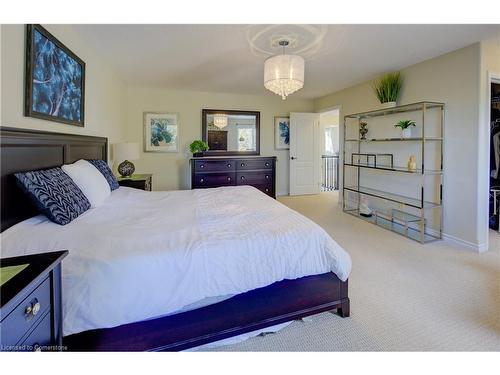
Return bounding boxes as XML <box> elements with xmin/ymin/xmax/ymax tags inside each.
<box><xmin>372</xmin><ymin>72</ymin><xmax>403</xmax><ymax>104</ymax></box>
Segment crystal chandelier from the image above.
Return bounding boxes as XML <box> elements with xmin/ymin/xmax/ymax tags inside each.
<box><xmin>264</xmin><ymin>40</ymin><xmax>305</xmax><ymax>100</ymax></box>
<box><xmin>213</xmin><ymin>114</ymin><xmax>228</xmax><ymax>129</ymax></box>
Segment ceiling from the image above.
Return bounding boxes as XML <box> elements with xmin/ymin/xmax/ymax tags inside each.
<box><xmin>72</xmin><ymin>24</ymin><xmax>499</xmax><ymax>99</ymax></box>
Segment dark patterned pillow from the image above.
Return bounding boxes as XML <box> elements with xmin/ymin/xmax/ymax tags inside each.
<box><xmin>87</xmin><ymin>159</ymin><xmax>119</xmax><ymax>191</ymax></box>
<box><xmin>15</xmin><ymin>167</ymin><xmax>91</xmax><ymax>225</ymax></box>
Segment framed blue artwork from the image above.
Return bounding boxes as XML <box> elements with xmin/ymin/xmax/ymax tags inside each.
<box><xmin>274</xmin><ymin>116</ymin><xmax>290</xmax><ymax>150</ymax></box>
<box><xmin>25</xmin><ymin>24</ymin><xmax>85</xmax><ymax>127</ymax></box>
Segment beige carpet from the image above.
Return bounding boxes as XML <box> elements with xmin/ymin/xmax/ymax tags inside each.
<box><xmin>204</xmin><ymin>192</ymin><xmax>500</xmax><ymax>351</ymax></box>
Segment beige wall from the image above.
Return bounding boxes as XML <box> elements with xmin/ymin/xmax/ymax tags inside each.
<box><xmin>0</xmin><ymin>24</ymin><xmax>127</xmax><ymax>161</ymax></box>
<box><xmin>314</xmin><ymin>44</ymin><xmax>484</xmax><ymax>250</ymax></box>
<box><xmin>125</xmin><ymin>87</ymin><xmax>314</xmax><ymax>194</ymax></box>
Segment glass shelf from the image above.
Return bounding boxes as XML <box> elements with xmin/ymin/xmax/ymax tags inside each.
<box><xmin>345</xmin><ymin>137</ymin><xmax>443</xmax><ymax>142</ymax></box>
<box><xmin>344</xmin><ymin>209</ymin><xmax>440</xmax><ymax>243</ymax></box>
<box><xmin>344</xmin><ymin>162</ymin><xmax>443</xmax><ymax>175</ymax></box>
<box><xmin>344</xmin><ymin>185</ymin><xmax>441</xmax><ymax>209</ymax></box>
<box><xmin>344</xmin><ymin>101</ymin><xmax>445</xmax><ymax>119</ymax></box>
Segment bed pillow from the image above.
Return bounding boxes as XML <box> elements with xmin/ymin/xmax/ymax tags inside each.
<box><xmin>87</xmin><ymin>159</ymin><xmax>119</xmax><ymax>191</ymax></box>
<box><xmin>15</xmin><ymin>167</ymin><xmax>91</xmax><ymax>225</ymax></box>
<box><xmin>62</xmin><ymin>159</ymin><xmax>111</xmax><ymax>207</ymax></box>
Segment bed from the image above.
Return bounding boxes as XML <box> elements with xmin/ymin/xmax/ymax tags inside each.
<box><xmin>0</xmin><ymin>127</ymin><xmax>351</xmax><ymax>351</ymax></box>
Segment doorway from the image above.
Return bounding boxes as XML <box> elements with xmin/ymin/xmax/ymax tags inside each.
<box><xmin>320</xmin><ymin>109</ymin><xmax>340</xmax><ymax>192</ymax></box>
<box><xmin>489</xmin><ymin>81</ymin><xmax>500</xmax><ymax>233</ymax></box>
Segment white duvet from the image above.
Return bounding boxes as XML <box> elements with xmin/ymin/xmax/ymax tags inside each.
<box><xmin>0</xmin><ymin>186</ymin><xmax>351</xmax><ymax>336</ymax></box>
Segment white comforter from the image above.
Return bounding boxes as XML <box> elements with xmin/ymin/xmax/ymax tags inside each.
<box><xmin>1</xmin><ymin>186</ymin><xmax>351</xmax><ymax>335</ymax></box>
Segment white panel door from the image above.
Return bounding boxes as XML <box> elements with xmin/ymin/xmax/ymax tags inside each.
<box><xmin>289</xmin><ymin>112</ymin><xmax>320</xmax><ymax>196</ymax></box>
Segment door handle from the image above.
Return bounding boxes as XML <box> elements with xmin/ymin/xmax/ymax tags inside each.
<box><xmin>290</xmin><ymin>156</ymin><xmax>297</xmax><ymax>160</ymax></box>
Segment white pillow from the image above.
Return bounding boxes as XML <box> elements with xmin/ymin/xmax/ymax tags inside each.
<box><xmin>62</xmin><ymin>159</ymin><xmax>111</xmax><ymax>207</ymax></box>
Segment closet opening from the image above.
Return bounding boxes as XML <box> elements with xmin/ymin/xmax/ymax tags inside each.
<box><xmin>489</xmin><ymin>81</ymin><xmax>500</xmax><ymax>233</ymax></box>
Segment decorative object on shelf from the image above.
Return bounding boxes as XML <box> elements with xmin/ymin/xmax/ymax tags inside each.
<box><xmin>144</xmin><ymin>112</ymin><xmax>179</xmax><ymax>152</ymax></box>
<box><xmin>359</xmin><ymin>197</ymin><xmax>373</xmax><ymax>217</ymax></box>
<box><xmin>264</xmin><ymin>40</ymin><xmax>304</xmax><ymax>100</ymax></box>
<box><xmin>359</xmin><ymin>121</ymin><xmax>368</xmax><ymax>140</ymax></box>
<box><xmin>395</xmin><ymin>119</ymin><xmax>416</xmax><ymax>138</ymax></box>
<box><xmin>407</xmin><ymin>155</ymin><xmax>417</xmax><ymax>171</ymax></box>
<box><xmin>25</xmin><ymin>24</ymin><xmax>85</xmax><ymax>127</ymax></box>
<box><xmin>114</xmin><ymin>142</ymin><xmax>140</xmax><ymax>178</ymax></box>
<box><xmin>189</xmin><ymin>140</ymin><xmax>209</xmax><ymax>157</ymax></box>
<box><xmin>274</xmin><ymin>116</ymin><xmax>290</xmax><ymax>150</ymax></box>
<box><xmin>372</xmin><ymin>71</ymin><xmax>402</xmax><ymax>108</ymax></box>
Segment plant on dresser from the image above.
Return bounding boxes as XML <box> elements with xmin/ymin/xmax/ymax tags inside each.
<box><xmin>191</xmin><ymin>157</ymin><xmax>277</xmax><ymax>198</ymax></box>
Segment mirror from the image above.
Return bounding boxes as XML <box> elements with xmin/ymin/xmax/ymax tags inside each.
<box><xmin>202</xmin><ymin>109</ymin><xmax>260</xmax><ymax>156</ymax></box>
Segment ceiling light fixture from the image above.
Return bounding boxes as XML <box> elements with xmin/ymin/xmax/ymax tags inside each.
<box><xmin>264</xmin><ymin>40</ymin><xmax>304</xmax><ymax>100</ymax></box>
<box><xmin>213</xmin><ymin>114</ymin><xmax>228</xmax><ymax>129</ymax></box>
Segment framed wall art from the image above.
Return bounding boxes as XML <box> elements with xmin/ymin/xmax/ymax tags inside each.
<box><xmin>274</xmin><ymin>116</ymin><xmax>290</xmax><ymax>150</ymax></box>
<box><xmin>144</xmin><ymin>112</ymin><xmax>179</xmax><ymax>153</ymax></box>
<box><xmin>25</xmin><ymin>24</ymin><xmax>85</xmax><ymax>126</ymax></box>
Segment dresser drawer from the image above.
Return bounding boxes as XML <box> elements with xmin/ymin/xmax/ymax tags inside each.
<box><xmin>1</xmin><ymin>277</ymin><xmax>51</xmax><ymax>346</ymax></box>
<box><xmin>194</xmin><ymin>160</ymin><xmax>236</xmax><ymax>172</ymax></box>
<box><xmin>194</xmin><ymin>172</ymin><xmax>236</xmax><ymax>188</ymax></box>
<box><xmin>252</xmin><ymin>184</ymin><xmax>274</xmax><ymax>197</ymax></box>
<box><xmin>236</xmin><ymin>158</ymin><xmax>273</xmax><ymax>171</ymax></box>
<box><xmin>19</xmin><ymin>312</ymin><xmax>52</xmax><ymax>351</ymax></box>
<box><xmin>236</xmin><ymin>171</ymin><xmax>272</xmax><ymax>185</ymax></box>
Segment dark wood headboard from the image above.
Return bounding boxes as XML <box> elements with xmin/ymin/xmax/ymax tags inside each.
<box><xmin>0</xmin><ymin>127</ymin><xmax>108</xmax><ymax>232</ymax></box>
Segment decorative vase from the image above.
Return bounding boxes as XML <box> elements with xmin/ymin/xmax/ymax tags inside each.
<box><xmin>408</xmin><ymin>155</ymin><xmax>417</xmax><ymax>171</ymax></box>
<box><xmin>380</xmin><ymin>101</ymin><xmax>397</xmax><ymax>109</ymax></box>
<box><xmin>193</xmin><ymin>152</ymin><xmax>203</xmax><ymax>158</ymax></box>
<box><xmin>118</xmin><ymin>160</ymin><xmax>135</xmax><ymax>177</ymax></box>
<box><xmin>359</xmin><ymin>122</ymin><xmax>368</xmax><ymax>140</ymax></box>
<box><xmin>401</xmin><ymin>128</ymin><xmax>412</xmax><ymax>139</ymax></box>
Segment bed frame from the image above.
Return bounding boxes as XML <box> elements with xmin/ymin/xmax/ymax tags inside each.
<box><xmin>0</xmin><ymin>126</ymin><xmax>350</xmax><ymax>351</ymax></box>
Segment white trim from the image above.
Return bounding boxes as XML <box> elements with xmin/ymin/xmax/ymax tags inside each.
<box><xmin>443</xmin><ymin>233</ymin><xmax>488</xmax><ymax>253</ymax></box>
<box><xmin>277</xmin><ymin>190</ymin><xmax>289</xmax><ymax>197</ymax></box>
<box><xmin>425</xmin><ymin>228</ymin><xmax>487</xmax><ymax>252</ymax></box>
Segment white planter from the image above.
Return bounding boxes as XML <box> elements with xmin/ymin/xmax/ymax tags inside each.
<box><xmin>401</xmin><ymin>128</ymin><xmax>412</xmax><ymax>138</ymax></box>
<box><xmin>380</xmin><ymin>101</ymin><xmax>397</xmax><ymax>109</ymax></box>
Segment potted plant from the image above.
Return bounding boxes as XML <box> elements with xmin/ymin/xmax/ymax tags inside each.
<box><xmin>189</xmin><ymin>140</ymin><xmax>209</xmax><ymax>157</ymax></box>
<box><xmin>373</xmin><ymin>72</ymin><xmax>403</xmax><ymax>108</ymax></box>
<box><xmin>395</xmin><ymin>120</ymin><xmax>416</xmax><ymax>138</ymax></box>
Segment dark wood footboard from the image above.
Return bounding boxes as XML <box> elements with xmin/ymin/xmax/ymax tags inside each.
<box><xmin>64</xmin><ymin>272</ymin><xmax>349</xmax><ymax>351</ymax></box>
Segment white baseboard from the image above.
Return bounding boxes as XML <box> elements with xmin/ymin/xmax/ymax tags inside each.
<box><xmin>277</xmin><ymin>190</ymin><xmax>289</xmax><ymax>197</ymax></box>
<box><xmin>426</xmin><ymin>228</ymin><xmax>487</xmax><ymax>252</ymax></box>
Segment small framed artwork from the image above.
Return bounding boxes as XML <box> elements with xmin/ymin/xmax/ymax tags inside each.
<box><xmin>144</xmin><ymin>112</ymin><xmax>179</xmax><ymax>152</ymax></box>
<box><xmin>25</xmin><ymin>24</ymin><xmax>85</xmax><ymax>127</ymax></box>
<box><xmin>274</xmin><ymin>116</ymin><xmax>290</xmax><ymax>150</ymax></box>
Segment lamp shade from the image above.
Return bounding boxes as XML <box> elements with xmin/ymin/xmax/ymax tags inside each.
<box><xmin>113</xmin><ymin>142</ymin><xmax>140</xmax><ymax>162</ymax></box>
<box><xmin>264</xmin><ymin>54</ymin><xmax>305</xmax><ymax>100</ymax></box>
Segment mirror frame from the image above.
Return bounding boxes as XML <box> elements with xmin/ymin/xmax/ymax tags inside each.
<box><xmin>201</xmin><ymin>109</ymin><xmax>260</xmax><ymax>156</ymax></box>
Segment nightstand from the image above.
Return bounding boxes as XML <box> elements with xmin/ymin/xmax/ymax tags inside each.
<box><xmin>117</xmin><ymin>174</ymin><xmax>152</xmax><ymax>191</ymax></box>
<box><xmin>0</xmin><ymin>251</ymin><xmax>68</xmax><ymax>351</ymax></box>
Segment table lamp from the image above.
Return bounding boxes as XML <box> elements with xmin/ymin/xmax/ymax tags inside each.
<box><xmin>113</xmin><ymin>142</ymin><xmax>140</xmax><ymax>178</ymax></box>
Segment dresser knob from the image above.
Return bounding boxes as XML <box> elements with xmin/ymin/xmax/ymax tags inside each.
<box><xmin>240</xmin><ymin>163</ymin><xmax>245</xmax><ymax>167</ymax></box>
<box><xmin>200</xmin><ymin>178</ymin><xmax>204</xmax><ymax>183</ymax></box>
<box><xmin>227</xmin><ymin>164</ymin><xmax>231</xmax><ymax>168</ymax></box>
<box><xmin>265</xmin><ymin>188</ymin><xmax>269</xmax><ymax>192</ymax></box>
<box><xmin>200</xmin><ymin>164</ymin><xmax>205</xmax><ymax>168</ymax></box>
<box><xmin>265</xmin><ymin>175</ymin><xmax>269</xmax><ymax>179</ymax></box>
<box><xmin>240</xmin><ymin>176</ymin><xmax>245</xmax><ymax>180</ymax></box>
<box><xmin>227</xmin><ymin>177</ymin><xmax>231</xmax><ymax>181</ymax></box>
<box><xmin>25</xmin><ymin>298</ymin><xmax>41</xmax><ymax>320</ymax></box>
<box><xmin>265</xmin><ymin>162</ymin><xmax>270</xmax><ymax>167</ymax></box>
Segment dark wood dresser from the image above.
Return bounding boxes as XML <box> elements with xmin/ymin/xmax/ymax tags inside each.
<box><xmin>191</xmin><ymin>156</ymin><xmax>277</xmax><ymax>198</ymax></box>
<box><xmin>0</xmin><ymin>251</ymin><xmax>67</xmax><ymax>351</ymax></box>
